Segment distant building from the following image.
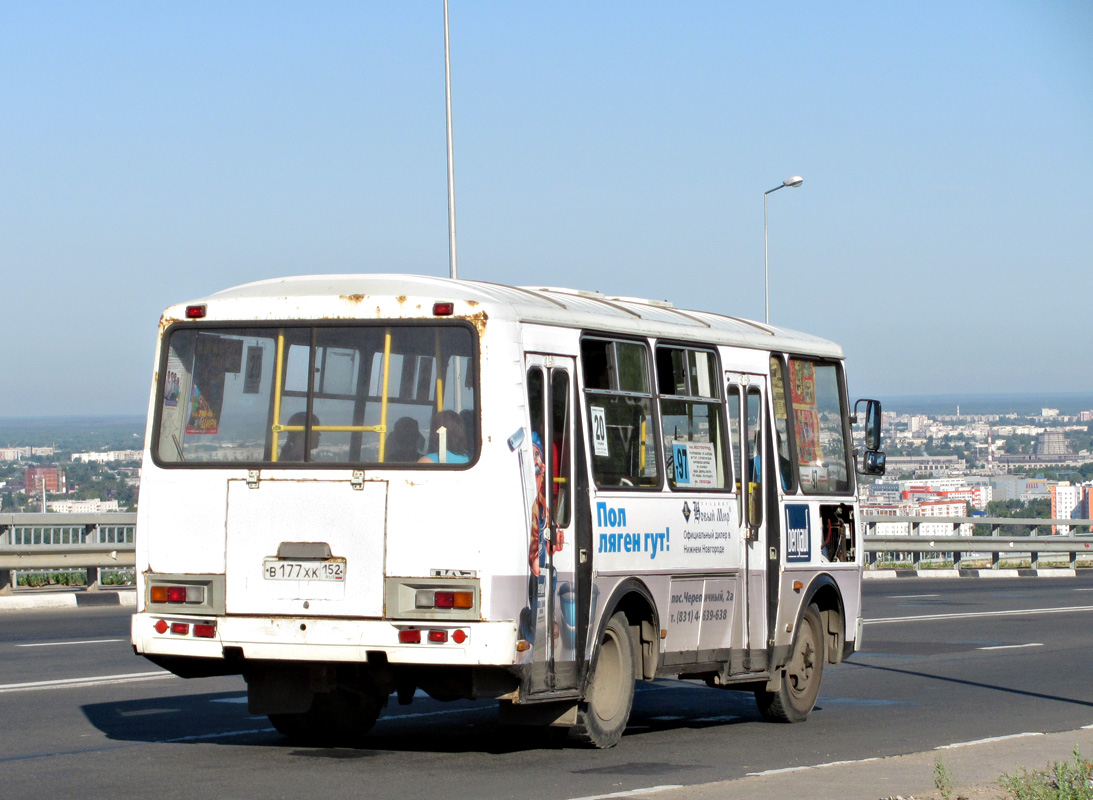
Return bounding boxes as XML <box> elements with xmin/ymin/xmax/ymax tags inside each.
<box><xmin>861</xmin><ymin>498</ymin><xmax>972</xmax><ymax>537</ymax></box>
<box><xmin>1037</xmin><ymin>431</ymin><xmax>1069</xmax><ymax>456</ymax></box>
<box><xmin>24</xmin><ymin>466</ymin><xmax>65</xmax><ymax>496</ymax></box>
<box><xmin>881</xmin><ymin>455</ymin><xmax>966</xmax><ymax>478</ymax></box>
<box><xmin>1050</xmin><ymin>483</ymin><xmax>1083</xmax><ymax>535</ymax></box>
<box><xmin>71</xmin><ymin>450</ymin><xmax>142</xmax><ymax>463</ymax></box>
<box><xmin>990</xmin><ymin>475</ymin><xmax>1050</xmax><ymax>502</ymax></box>
<box><xmin>47</xmin><ymin>497</ymin><xmax>120</xmax><ymax>513</ymax></box>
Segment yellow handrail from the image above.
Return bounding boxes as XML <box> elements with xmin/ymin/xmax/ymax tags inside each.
<box><xmin>270</xmin><ymin>331</ymin><xmax>286</xmax><ymax>463</ymax></box>
<box><xmin>378</xmin><ymin>330</ymin><xmax>392</xmax><ymax>462</ymax></box>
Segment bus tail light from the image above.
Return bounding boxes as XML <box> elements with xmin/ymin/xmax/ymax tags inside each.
<box><xmin>185</xmin><ymin>304</ymin><xmax>207</xmax><ymax>319</ymax></box>
<box><xmin>432</xmin><ymin>302</ymin><xmax>454</xmax><ymax>316</ymax></box>
<box><xmin>416</xmin><ymin>590</ymin><xmax>474</xmax><ymax>609</ymax></box>
<box><xmin>193</xmin><ymin>623</ymin><xmax>216</xmax><ymax>638</ymax></box>
<box><xmin>170</xmin><ymin>623</ymin><xmax>189</xmax><ymax>635</ymax></box>
<box><xmin>428</xmin><ymin>630</ymin><xmax>448</xmax><ymax>643</ymax></box>
<box><xmin>399</xmin><ymin>629</ymin><xmax>422</xmax><ymax>644</ymax></box>
<box><xmin>150</xmin><ymin>584</ymin><xmax>205</xmax><ymax>604</ymax></box>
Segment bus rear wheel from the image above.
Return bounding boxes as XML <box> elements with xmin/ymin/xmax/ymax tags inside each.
<box><xmin>269</xmin><ymin>687</ymin><xmax>382</xmax><ymax>746</ymax></box>
<box><xmin>755</xmin><ymin>603</ymin><xmax>824</xmax><ymax>723</ymax></box>
<box><xmin>570</xmin><ymin>612</ymin><xmax>635</xmax><ymax>748</ymax></box>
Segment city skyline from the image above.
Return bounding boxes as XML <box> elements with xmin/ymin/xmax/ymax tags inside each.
<box><xmin>3</xmin><ymin>2</ymin><xmax>1092</xmax><ymax>416</ymax></box>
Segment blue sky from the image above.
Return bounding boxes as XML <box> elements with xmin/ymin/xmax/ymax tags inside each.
<box><xmin>2</xmin><ymin>1</ymin><xmax>1091</xmax><ymax>416</ymax></box>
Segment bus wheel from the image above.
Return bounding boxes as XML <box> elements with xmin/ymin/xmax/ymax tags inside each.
<box><xmin>269</xmin><ymin>688</ymin><xmax>381</xmax><ymax>746</ymax></box>
<box><xmin>755</xmin><ymin>603</ymin><xmax>824</xmax><ymax>723</ymax></box>
<box><xmin>571</xmin><ymin>612</ymin><xmax>635</xmax><ymax>748</ymax></box>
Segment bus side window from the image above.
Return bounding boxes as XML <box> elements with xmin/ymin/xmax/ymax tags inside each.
<box><xmin>656</xmin><ymin>346</ymin><xmax>726</xmax><ymax>491</ymax></box>
<box><xmin>769</xmin><ymin>356</ymin><xmax>797</xmax><ymax>493</ymax></box>
<box><xmin>746</xmin><ymin>387</ymin><xmax>764</xmax><ymax>529</ymax></box>
<box><xmin>727</xmin><ymin>385</ymin><xmax>743</xmax><ymax>519</ymax></box>
<box><xmin>551</xmin><ymin>370</ymin><xmax>571</xmax><ymax>527</ymax></box>
<box><xmin>580</xmin><ymin>338</ymin><xmax>659</xmax><ymax>489</ymax></box>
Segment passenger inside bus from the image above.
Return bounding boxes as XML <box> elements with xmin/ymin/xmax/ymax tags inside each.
<box><xmin>385</xmin><ymin>416</ymin><xmax>425</xmax><ymax>462</ymax></box>
<box><xmin>418</xmin><ymin>410</ymin><xmax>470</xmax><ymax>464</ymax></box>
<box><xmin>279</xmin><ymin>412</ymin><xmax>320</xmax><ymax>462</ymax></box>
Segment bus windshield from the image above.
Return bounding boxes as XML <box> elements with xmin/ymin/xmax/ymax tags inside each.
<box><xmin>154</xmin><ymin>323</ymin><xmax>477</xmax><ymax>467</ymax></box>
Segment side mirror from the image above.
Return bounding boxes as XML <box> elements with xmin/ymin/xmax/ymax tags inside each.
<box><xmin>854</xmin><ymin>398</ymin><xmax>885</xmax><ymax>475</ymax></box>
<box><xmin>862</xmin><ymin>449</ymin><xmax>886</xmax><ymax>475</ymax></box>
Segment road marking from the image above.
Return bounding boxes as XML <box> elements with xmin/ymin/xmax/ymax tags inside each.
<box><xmin>0</xmin><ymin>671</ymin><xmax>174</xmax><ymax>694</ymax></box>
<box><xmin>977</xmin><ymin>643</ymin><xmax>1043</xmax><ymax>651</ymax></box>
<box><xmin>378</xmin><ymin>705</ymin><xmax>495</xmax><ymax>722</ymax></box>
<box><xmin>747</xmin><ymin>757</ymin><xmax>882</xmax><ymax>776</ymax></box>
<box><xmin>15</xmin><ymin>639</ymin><xmax>125</xmax><ymax>648</ymax></box>
<box><xmin>160</xmin><ymin>727</ymin><xmax>276</xmax><ymax>744</ymax></box>
<box><xmin>937</xmin><ymin>732</ymin><xmax>1043</xmax><ymax>749</ymax></box>
<box><xmin>888</xmin><ymin>594</ymin><xmax>940</xmax><ymax>599</ymax></box>
<box><xmin>567</xmin><ymin>787</ymin><xmax>683</xmax><ymax>800</ymax></box>
<box><xmin>866</xmin><ymin>604</ymin><xmax>1093</xmax><ymax>624</ymax></box>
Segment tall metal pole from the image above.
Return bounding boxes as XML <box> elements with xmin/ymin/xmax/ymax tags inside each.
<box><xmin>764</xmin><ymin>191</ymin><xmax>771</xmax><ymax>325</ymax></box>
<box><xmin>763</xmin><ymin>176</ymin><xmax>803</xmax><ymax>325</ymax></box>
<box><xmin>443</xmin><ymin>0</ymin><xmax>459</xmax><ymax>280</ymax></box>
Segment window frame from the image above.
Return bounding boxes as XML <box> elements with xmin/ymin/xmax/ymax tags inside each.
<box><xmin>653</xmin><ymin>341</ymin><xmax>730</xmax><ymax>493</ymax></box>
<box><xmin>150</xmin><ymin>319</ymin><xmax>480</xmax><ymax>470</ymax></box>
<box><xmin>579</xmin><ymin>333</ymin><xmax>662</xmax><ymax>491</ymax></box>
<box><xmin>771</xmin><ymin>353</ymin><xmax>854</xmax><ymax>496</ymax></box>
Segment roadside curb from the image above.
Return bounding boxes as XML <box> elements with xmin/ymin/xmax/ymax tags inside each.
<box><xmin>864</xmin><ymin>568</ymin><xmax>1077</xmax><ymax>580</ymax></box>
<box><xmin>642</xmin><ymin>725</ymin><xmax>1093</xmax><ymax>800</ymax></box>
<box><xmin>0</xmin><ymin>590</ymin><xmax>136</xmax><ymax>612</ymax></box>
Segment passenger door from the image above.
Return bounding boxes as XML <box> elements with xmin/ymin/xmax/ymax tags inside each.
<box><xmin>727</xmin><ymin>373</ymin><xmax>773</xmax><ymax>670</ymax></box>
<box><xmin>524</xmin><ymin>355</ymin><xmax>579</xmax><ymax>694</ymax></box>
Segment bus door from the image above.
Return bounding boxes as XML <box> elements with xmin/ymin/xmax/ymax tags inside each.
<box><xmin>727</xmin><ymin>374</ymin><xmax>773</xmax><ymax>671</ymax></box>
<box><xmin>524</xmin><ymin>355</ymin><xmax>579</xmax><ymax>693</ymax></box>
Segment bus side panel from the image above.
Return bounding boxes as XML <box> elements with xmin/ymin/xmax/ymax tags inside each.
<box><xmin>137</xmin><ymin>465</ymin><xmax>230</xmax><ymax>580</ymax></box>
<box><xmin>589</xmin><ymin>492</ymin><xmax>744</xmax><ymax>664</ymax></box>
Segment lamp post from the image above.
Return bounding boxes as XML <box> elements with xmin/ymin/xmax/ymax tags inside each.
<box><xmin>763</xmin><ymin>175</ymin><xmax>803</xmax><ymax>324</ymax></box>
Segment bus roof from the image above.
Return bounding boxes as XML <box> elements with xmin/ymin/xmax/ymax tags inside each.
<box><xmin>170</xmin><ymin>273</ymin><xmax>844</xmax><ymax>359</ymax></box>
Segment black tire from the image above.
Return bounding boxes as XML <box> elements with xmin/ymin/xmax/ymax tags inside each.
<box><xmin>269</xmin><ymin>687</ymin><xmax>382</xmax><ymax>746</ymax></box>
<box><xmin>571</xmin><ymin>612</ymin><xmax>635</xmax><ymax>748</ymax></box>
<box><xmin>755</xmin><ymin>603</ymin><xmax>824</xmax><ymax>723</ymax></box>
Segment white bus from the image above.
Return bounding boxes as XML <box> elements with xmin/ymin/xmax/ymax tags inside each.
<box><xmin>132</xmin><ymin>274</ymin><xmax>884</xmax><ymax>748</ymax></box>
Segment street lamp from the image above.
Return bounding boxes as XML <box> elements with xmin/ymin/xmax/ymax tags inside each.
<box><xmin>763</xmin><ymin>175</ymin><xmax>803</xmax><ymax>324</ymax></box>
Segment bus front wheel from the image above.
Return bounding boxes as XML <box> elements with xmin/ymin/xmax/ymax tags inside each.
<box><xmin>755</xmin><ymin>603</ymin><xmax>824</xmax><ymax>723</ymax></box>
<box><xmin>571</xmin><ymin>612</ymin><xmax>636</xmax><ymax>748</ymax></box>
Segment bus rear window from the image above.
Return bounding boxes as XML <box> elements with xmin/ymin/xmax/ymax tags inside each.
<box><xmin>155</xmin><ymin>324</ymin><xmax>477</xmax><ymax>467</ymax></box>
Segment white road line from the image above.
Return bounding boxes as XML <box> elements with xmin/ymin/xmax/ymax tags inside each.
<box><xmin>567</xmin><ymin>787</ymin><xmax>683</xmax><ymax>800</ymax></box>
<box><xmin>159</xmin><ymin>727</ymin><xmax>277</xmax><ymax>744</ymax></box>
<box><xmin>888</xmin><ymin>594</ymin><xmax>940</xmax><ymax>599</ymax></box>
<box><xmin>0</xmin><ymin>671</ymin><xmax>174</xmax><ymax>694</ymax></box>
<box><xmin>15</xmin><ymin>639</ymin><xmax>125</xmax><ymax>648</ymax></box>
<box><xmin>937</xmin><ymin>732</ymin><xmax>1043</xmax><ymax>749</ymax></box>
<box><xmin>977</xmin><ymin>643</ymin><xmax>1043</xmax><ymax>651</ymax></box>
<box><xmin>865</xmin><ymin>604</ymin><xmax>1093</xmax><ymax>624</ymax></box>
<box><xmin>747</xmin><ymin>757</ymin><xmax>882</xmax><ymax>777</ymax></box>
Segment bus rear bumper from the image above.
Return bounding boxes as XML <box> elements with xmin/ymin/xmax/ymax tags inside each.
<box><xmin>131</xmin><ymin>612</ymin><xmax>521</xmax><ymax>667</ymax></box>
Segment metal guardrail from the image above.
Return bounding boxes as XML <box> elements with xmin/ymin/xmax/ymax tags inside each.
<box><xmin>0</xmin><ymin>513</ymin><xmax>137</xmax><ymax>592</ymax></box>
<box><xmin>1</xmin><ymin>513</ymin><xmax>1091</xmax><ymax>592</ymax></box>
<box><xmin>861</xmin><ymin>514</ymin><xmax>1093</xmax><ymax>570</ymax></box>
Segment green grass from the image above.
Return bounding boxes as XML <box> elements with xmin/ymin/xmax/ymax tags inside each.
<box><xmin>999</xmin><ymin>747</ymin><xmax>1093</xmax><ymax>800</ymax></box>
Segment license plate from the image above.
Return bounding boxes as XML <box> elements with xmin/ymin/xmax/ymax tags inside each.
<box><xmin>263</xmin><ymin>558</ymin><xmax>346</xmax><ymax>581</ymax></box>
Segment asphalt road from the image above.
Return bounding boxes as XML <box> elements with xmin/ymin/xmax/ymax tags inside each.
<box><xmin>2</xmin><ymin>575</ymin><xmax>1092</xmax><ymax>799</ymax></box>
